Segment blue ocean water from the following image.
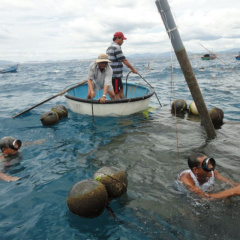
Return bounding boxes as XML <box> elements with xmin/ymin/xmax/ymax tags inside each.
<box><xmin>0</xmin><ymin>54</ymin><xmax>240</xmax><ymax>240</ymax></box>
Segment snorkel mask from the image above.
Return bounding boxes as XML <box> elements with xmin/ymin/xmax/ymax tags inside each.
<box><xmin>10</xmin><ymin>140</ymin><xmax>22</xmax><ymax>150</ymax></box>
<box><xmin>199</xmin><ymin>157</ymin><xmax>216</xmax><ymax>172</ymax></box>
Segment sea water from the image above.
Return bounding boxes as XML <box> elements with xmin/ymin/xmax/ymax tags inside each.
<box><xmin>0</xmin><ymin>54</ymin><xmax>240</xmax><ymax>240</ymax></box>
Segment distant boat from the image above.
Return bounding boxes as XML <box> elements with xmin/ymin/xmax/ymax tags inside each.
<box><xmin>235</xmin><ymin>52</ymin><xmax>240</xmax><ymax>60</ymax></box>
<box><xmin>65</xmin><ymin>82</ymin><xmax>155</xmax><ymax>116</ymax></box>
<box><xmin>0</xmin><ymin>64</ymin><xmax>19</xmax><ymax>73</ymax></box>
<box><xmin>201</xmin><ymin>54</ymin><xmax>216</xmax><ymax>60</ymax></box>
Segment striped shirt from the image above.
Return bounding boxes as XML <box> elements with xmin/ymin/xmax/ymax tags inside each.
<box><xmin>106</xmin><ymin>42</ymin><xmax>126</xmax><ymax>78</ymax></box>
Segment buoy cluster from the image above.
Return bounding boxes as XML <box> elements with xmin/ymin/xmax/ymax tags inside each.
<box><xmin>66</xmin><ymin>166</ymin><xmax>128</xmax><ymax>218</ymax></box>
<box><xmin>171</xmin><ymin>99</ymin><xmax>224</xmax><ymax>128</ymax></box>
<box><xmin>40</xmin><ymin>105</ymin><xmax>68</xmax><ymax>126</ymax></box>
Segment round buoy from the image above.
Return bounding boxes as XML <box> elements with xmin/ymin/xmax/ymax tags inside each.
<box><xmin>189</xmin><ymin>101</ymin><xmax>199</xmax><ymax>115</ymax></box>
<box><xmin>93</xmin><ymin>166</ymin><xmax>128</xmax><ymax>199</ymax></box>
<box><xmin>67</xmin><ymin>179</ymin><xmax>108</xmax><ymax>218</ymax></box>
<box><xmin>40</xmin><ymin>111</ymin><xmax>59</xmax><ymax>126</ymax></box>
<box><xmin>209</xmin><ymin>107</ymin><xmax>224</xmax><ymax>128</ymax></box>
<box><xmin>51</xmin><ymin>105</ymin><xmax>68</xmax><ymax>119</ymax></box>
<box><xmin>171</xmin><ymin>99</ymin><xmax>187</xmax><ymax>113</ymax></box>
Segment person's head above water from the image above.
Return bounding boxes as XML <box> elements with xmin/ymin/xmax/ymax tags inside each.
<box><xmin>188</xmin><ymin>153</ymin><xmax>216</xmax><ymax>172</ymax></box>
<box><xmin>0</xmin><ymin>136</ymin><xmax>22</xmax><ymax>156</ymax></box>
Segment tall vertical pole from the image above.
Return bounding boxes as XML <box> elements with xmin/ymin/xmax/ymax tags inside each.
<box><xmin>155</xmin><ymin>0</ymin><xmax>216</xmax><ymax>139</ymax></box>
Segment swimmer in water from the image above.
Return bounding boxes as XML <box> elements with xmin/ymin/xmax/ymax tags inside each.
<box><xmin>0</xmin><ymin>136</ymin><xmax>22</xmax><ymax>182</ymax></box>
<box><xmin>179</xmin><ymin>153</ymin><xmax>240</xmax><ymax>199</ymax></box>
<box><xmin>0</xmin><ymin>136</ymin><xmax>44</xmax><ymax>182</ymax></box>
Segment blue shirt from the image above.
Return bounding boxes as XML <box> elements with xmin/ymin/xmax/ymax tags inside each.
<box><xmin>106</xmin><ymin>42</ymin><xmax>126</xmax><ymax>78</ymax></box>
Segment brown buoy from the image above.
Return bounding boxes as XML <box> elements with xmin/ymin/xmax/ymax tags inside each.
<box><xmin>67</xmin><ymin>179</ymin><xmax>108</xmax><ymax>218</ymax></box>
<box><xmin>171</xmin><ymin>99</ymin><xmax>187</xmax><ymax>113</ymax></box>
<box><xmin>51</xmin><ymin>105</ymin><xmax>68</xmax><ymax>119</ymax></box>
<box><xmin>93</xmin><ymin>166</ymin><xmax>128</xmax><ymax>200</ymax></box>
<box><xmin>209</xmin><ymin>107</ymin><xmax>224</xmax><ymax>129</ymax></box>
<box><xmin>40</xmin><ymin>111</ymin><xmax>59</xmax><ymax>126</ymax></box>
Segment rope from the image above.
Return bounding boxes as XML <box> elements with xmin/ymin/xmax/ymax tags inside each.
<box><xmin>91</xmin><ymin>99</ymin><xmax>94</xmax><ymax>123</ymax></box>
<box><xmin>158</xmin><ymin>0</ymin><xmax>181</xmax><ymax>174</ymax></box>
<box><xmin>169</xmin><ymin>46</ymin><xmax>181</xmax><ymax>175</ymax></box>
<box><xmin>136</xmin><ymin>72</ymin><xmax>162</xmax><ymax>107</ymax></box>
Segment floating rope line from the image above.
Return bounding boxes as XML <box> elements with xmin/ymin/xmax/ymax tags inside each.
<box><xmin>136</xmin><ymin>72</ymin><xmax>162</xmax><ymax>107</ymax></box>
<box><xmin>91</xmin><ymin>99</ymin><xmax>94</xmax><ymax>123</ymax></box>
<box><xmin>169</xmin><ymin>46</ymin><xmax>181</xmax><ymax>175</ymax></box>
<box><xmin>199</xmin><ymin>43</ymin><xmax>240</xmax><ymax>78</ymax></box>
<box><xmin>158</xmin><ymin>0</ymin><xmax>181</xmax><ymax>174</ymax></box>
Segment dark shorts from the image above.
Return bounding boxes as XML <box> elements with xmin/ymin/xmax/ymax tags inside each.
<box><xmin>112</xmin><ymin>78</ymin><xmax>123</xmax><ymax>93</ymax></box>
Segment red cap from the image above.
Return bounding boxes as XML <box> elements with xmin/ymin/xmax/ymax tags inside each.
<box><xmin>114</xmin><ymin>32</ymin><xmax>127</xmax><ymax>40</ymax></box>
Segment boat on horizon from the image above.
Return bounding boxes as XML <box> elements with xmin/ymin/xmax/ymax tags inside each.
<box><xmin>0</xmin><ymin>64</ymin><xmax>19</xmax><ymax>73</ymax></box>
<box><xmin>201</xmin><ymin>54</ymin><xmax>216</xmax><ymax>60</ymax></box>
<box><xmin>65</xmin><ymin>82</ymin><xmax>155</xmax><ymax>117</ymax></box>
<box><xmin>235</xmin><ymin>52</ymin><xmax>240</xmax><ymax>60</ymax></box>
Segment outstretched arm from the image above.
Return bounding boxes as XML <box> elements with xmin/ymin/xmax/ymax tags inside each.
<box><xmin>180</xmin><ymin>172</ymin><xmax>240</xmax><ymax>200</ymax></box>
<box><xmin>22</xmin><ymin>139</ymin><xmax>45</xmax><ymax>147</ymax></box>
<box><xmin>214</xmin><ymin>170</ymin><xmax>240</xmax><ymax>187</ymax></box>
<box><xmin>122</xmin><ymin>59</ymin><xmax>138</xmax><ymax>74</ymax></box>
<box><xmin>187</xmin><ymin>184</ymin><xmax>240</xmax><ymax>199</ymax></box>
<box><xmin>0</xmin><ymin>172</ymin><xmax>19</xmax><ymax>182</ymax></box>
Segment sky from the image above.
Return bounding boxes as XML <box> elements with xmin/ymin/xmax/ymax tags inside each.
<box><xmin>1</xmin><ymin>0</ymin><xmax>240</xmax><ymax>62</ymax></box>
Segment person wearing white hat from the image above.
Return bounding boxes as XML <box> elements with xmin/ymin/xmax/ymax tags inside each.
<box><xmin>87</xmin><ymin>53</ymin><xmax>116</xmax><ymax>103</ymax></box>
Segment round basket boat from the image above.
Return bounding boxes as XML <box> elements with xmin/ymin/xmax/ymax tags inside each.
<box><xmin>65</xmin><ymin>82</ymin><xmax>155</xmax><ymax>117</ymax></box>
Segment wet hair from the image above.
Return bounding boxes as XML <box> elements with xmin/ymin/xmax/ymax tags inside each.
<box><xmin>0</xmin><ymin>136</ymin><xmax>22</xmax><ymax>151</ymax></box>
<box><xmin>188</xmin><ymin>153</ymin><xmax>205</xmax><ymax>170</ymax></box>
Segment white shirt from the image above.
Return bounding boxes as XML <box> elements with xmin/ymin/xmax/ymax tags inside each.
<box><xmin>88</xmin><ymin>62</ymin><xmax>113</xmax><ymax>91</ymax></box>
<box><xmin>179</xmin><ymin>169</ymin><xmax>215</xmax><ymax>192</ymax></box>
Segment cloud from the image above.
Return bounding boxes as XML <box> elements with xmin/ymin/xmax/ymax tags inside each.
<box><xmin>0</xmin><ymin>0</ymin><xmax>240</xmax><ymax>61</ymax></box>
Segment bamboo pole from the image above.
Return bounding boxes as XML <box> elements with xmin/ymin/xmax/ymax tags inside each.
<box><xmin>155</xmin><ymin>0</ymin><xmax>216</xmax><ymax>139</ymax></box>
<box><xmin>11</xmin><ymin>80</ymin><xmax>88</xmax><ymax>119</ymax></box>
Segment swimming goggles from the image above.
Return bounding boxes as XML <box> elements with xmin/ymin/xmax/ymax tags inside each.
<box><xmin>197</xmin><ymin>157</ymin><xmax>216</xmax><ymax>172</ymax></box>
<box><xmin>9</xmin><ymin>140</ymin><xmax>22</xmax><ymax>151</ymax></box>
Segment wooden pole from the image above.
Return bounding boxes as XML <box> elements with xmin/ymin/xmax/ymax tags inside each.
<box><xmin>155</xmin><ymin>0</ymin><xmax>216</xmax><ymax>139</ymax></box>
<box><xmin>11</xmin><ymin>80</ymin><xmax>88</xmax><ymax>119</ymax></box>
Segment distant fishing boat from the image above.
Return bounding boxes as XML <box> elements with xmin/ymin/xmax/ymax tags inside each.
<box><xmin>235</xmin><ymin>52</ymin><xmax>240</xmax><ymax>60</ymax></box>
<box><xmin>0</xmin><ymin>64</ymin><xmax>19</xmax><ymax>73</ymax></box>
<box><xmin>201</xmin><ymin>54</ymin><xmax>216</xmax><ymax>60</ymax></box>
<box><xmin>65</xmin><ymin>82</ymin><xmax>155</xmax><ymax>116</ymax></box>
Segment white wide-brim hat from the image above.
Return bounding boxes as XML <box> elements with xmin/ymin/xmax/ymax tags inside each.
<box><xmin>95</xmin><ymin>53</ymin><xmax>111</xmax><ymax>63</ymax></box>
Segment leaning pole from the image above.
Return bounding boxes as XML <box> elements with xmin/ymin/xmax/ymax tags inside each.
<box><xmin>155</xmin><ymin>0</ymin><xmax>216</xmax><ymax>139</ymax></box>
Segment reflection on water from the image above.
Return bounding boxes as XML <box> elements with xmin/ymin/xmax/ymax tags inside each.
<box><xmin>0</xmin><ymin>55</ymin><xmax>240</xmax><ymax>239</ymax></box>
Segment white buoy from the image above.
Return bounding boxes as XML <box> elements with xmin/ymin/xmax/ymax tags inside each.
<box><xmin>189</xmin><ymin>101</ymin><xmax>199</xmax><ymax>115</ymax></box>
